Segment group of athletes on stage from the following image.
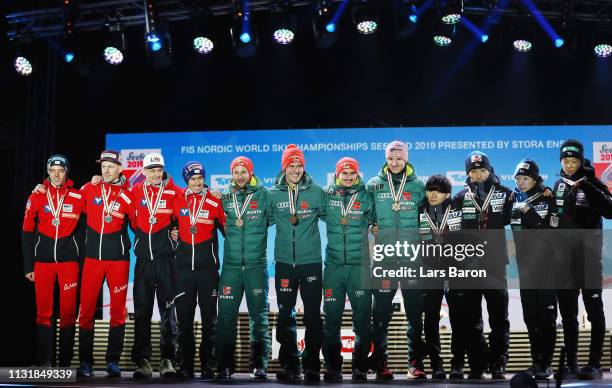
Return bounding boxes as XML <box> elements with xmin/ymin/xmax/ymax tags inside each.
<box><xmin>22</xmin><ymin>139</ymin><xmax>611</xmax><ymax>381</ymax></box>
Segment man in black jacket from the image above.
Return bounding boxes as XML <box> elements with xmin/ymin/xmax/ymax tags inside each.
<box><xmin>510</xmin><ymin>159</ymin><xmax>558</xmax><ymax>380</ymax></box>
<box><xmin>553</xmin><ymin>139</ymin><xmax>612</xmax><ymax>380</ymax></box>
<box><xmin>453</xmin><ymin>151</ymin><xmax>513</xmax><ymax>380</ymax></box>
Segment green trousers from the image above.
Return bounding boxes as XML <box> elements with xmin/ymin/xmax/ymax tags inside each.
<box><xmin>215</xmin><ymin>266</ymin><xmax>271</xmax><ymax>371</ymax></box>
<box><xmin>322</xmin><ymin>264</ymin><xmax>372</xmax><ymax>373</ymax></box>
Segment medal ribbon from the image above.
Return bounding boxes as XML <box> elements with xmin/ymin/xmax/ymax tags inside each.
<box><xmin>288</xmin><ymin>185</ymin><xmax>299</xmax><ymax>216</ymax></box>
<box><xmin>386</xmin><ymin>171</ymin><xmax>407</xmax><ymax>205</ymax></box>
<box><xmin>423</xmin><ymin>204</ymin><xmax>451</xmax><ymax>238</ymax></box>
<box><xmin>561</xmin><ymin>176</ymin><xmax>586</xmax><ymax>187</ymax></box>
<box><xmin>101</xmin><ymin>184</ymin><xmax>123</xmax><ymax>221</ymax></box>
<box><xmin>232</xmin><ymin>192</ymin><xmax>254</xmax><ymax>221</ymax></box>
<box><xmin>46</xmin><ymin>188</ymin><xmax>66</xmax><ymax>226</ymax></box>
<box><xmin>466</xmin><ymin>185</ymin><xmax>496</xmax><ymax>216</ymax></box>
<box><xmin>514</xmin><ymin>192</ymin><xmax>543</xmax><ymax>208</ymax></box>
<box><xmin>186</xmin><ymin>189</ymin><xmax>207</xmax><ymax>229</ymax></box>
<box><xmin>143</xmin><ymin>181</ymin><xmax>165</xmax><ymax>219</ymax></box>
<box><xmin>340</xmin><ymin>192</ymin><xmax>359</xmax><ymax>218</ymax></box>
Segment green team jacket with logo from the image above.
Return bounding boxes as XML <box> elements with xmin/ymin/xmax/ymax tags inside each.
<box><xmin>267</xmin><ymin>171</ymin><xmax>325</xmax><ymax>266</ymax></box>
<box><xmin>322</xmin><ymin>179</ymin><xmax>375</xmax><ymax>266</ymax></box>
<box><xmin>221</xmin><ymin>175</ymin><xmax>269</xmax><ymax>269</ymax></box>
<box><xmin>366</xmin><ymin>162</ymin><xmax>426</xmax><ymax>249</ymax></box>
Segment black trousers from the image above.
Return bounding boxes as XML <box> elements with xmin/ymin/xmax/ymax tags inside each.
<box><xmin>275</xmin><ymin>262</ymin><xmax>323</xmax><ymax>372</ymax></box>
<box><xmin>423</xmin><ymin>288</ymin><xmax>445</xmax><ymax>370</ymax></box>
<box><xmin>131</xmin><ymin>256</ymin><xmax>178</xmax><ymax>363</ymax></box>
<box><xmin>446</xmin><ymin>289</ymin><xmax>488</xmax><ymax>372</ymax></box>
<box><xmin>556</xmin><ymin>288</ymin><xmax>605</xmax><ymax>368</ymax></box>
<box><xmin>520</xmin><ymin>289</ymin><xmax>557</xmax><ymax>367</ymax></box>
<box><xmin>175</xmin><ymin>269</ymin><xmax>219</xmax><ymax>371</ymax></box>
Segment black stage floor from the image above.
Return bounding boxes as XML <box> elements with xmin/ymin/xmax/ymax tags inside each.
<box><xmin>4</xmin><ymin>373</ymin><xmax>611</xmax><ymax>387</ymax></box>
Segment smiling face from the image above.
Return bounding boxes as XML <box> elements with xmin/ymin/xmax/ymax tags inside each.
<box><xmin>468</xmin><ymin>168</ymin><xmax>490</xmax><ymax>183</ymax></box>
<box><xmin>387</xmin><ymin>151</ymin><xmax>406</xmax><ymax>174</ymax></box>
<box><xmin>338</xmin><ymin>169</ymin><xmax>358</xmax><ymax>187</ymax></box>
<box><xmin>561</xmin><ymin>157</ymin><xmax>581</xmax><ymax>176</ymax></box>
<box><xmin>285</xmin><ymin>163</ymin><xmax>304</xmax><ymax>185</ymax></box>
<box><xmin>426</xmin><ymin>190</ymin><xmax>450</xmax><ymax>206</ymax></box>
<box><xmin>232</xmin><ymin>165</ymin><xmax>250</xmax><ymax>188</ymax></box>
<box><xmin>101</xmin><ymin>161</ymin><xmax>122</xmax><ymax>182</ymax></box>
<box><xmin>188</xmin><ymin>175</ymin><xmax>204</xmax><ymax>194</ymax></box>
<box><xmin>47</xmin><ymin>166</ymin><xmax>67</xmax><ymax>187</ymax></box>
<box><xmin>144</xmin><ymin>167</ymin><xmax>164</xmax><ymax>186</ymax></box>
<box><xmin>515</xmin><ymin>175</ymin><xmax>536</xmax><ymax>192</ymax></box>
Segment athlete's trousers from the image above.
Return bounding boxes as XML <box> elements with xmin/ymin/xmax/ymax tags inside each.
<box><xmin>78</xmin><ymin>258</ymin><xmax>129</xmax><ymax>364</ymax></box>
<box><xmin>275</xmin><ymin>262</ymin><xmax>323</xmax><ymax>372</ymax></box>
<box><xmin>216</xmin><ymin>266</ymin><xmax>270</xmax><ymax>372</ymax></box>
<box><xmin>175</xmin><ymin>269</ymin><xmax>218</xmax><ymax>372</ymax></box>
<box><xmin>131</xmin><ymin>256</ymin><xmax>178</xmax><ymax>363</ymax></box>
<box><xmin>520</xmin><ymin>289</ymin><xmax>557</xmax><ymax>367</ymax></box>
<box><xmin>34</xmin><ymin>261</ymin><xmax>79</xmax><ymax>366</ymax></box>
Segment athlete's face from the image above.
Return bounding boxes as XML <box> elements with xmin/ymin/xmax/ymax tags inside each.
<box><xmin>47</xmin><ymin>166</ymin><xmax>67</xmax><ymax>187</ymax></box>
<box><xmin>515</xmin><ymin>175</ymin><xmax>536</xmax><ymax>192</ymax></box>
<box><xmin>561</xmin><ymin>157</ymin><xmax>581</xmax><ymax>176</ymax></box>
<box><xmin>338</xmin><ymin>169</ymin><xmax>358</xmax><ymax>187</ymax></box>
<box><xmin>188</xmin><ymin>175</ymin><xmax>204</xmax><ymax>194</ymax></box>
<box><xmin>387</xmin><ymin>152</ymin><xmax>406</xmax><ymax>174</ymax></box>
<box><xmin>232</xmin><ymin>166</ymin><xmax>250</xmax><ymax>188</ymax></box>
<box><xmin>426</xmin><ymin>190</ymin><xmax>450</xmax><ymax>206</ymax></box>
<box><xmin>144</xmin><ymin>167</ymin><xmax>164</xmax><ymax>186</ymax></box>
<box><xmin>286</xmin><ymin>163</ymin><xmax>304</xmax><ymax>185</ymax></box>
<box><xmin>468</xmin><ymin>168</ymin><xmax>490</xmax><ymax>183</ymax></box>
<box><xmin>101</xmin><ymin>161</ymin><xmax>122</xmax><ymax>182</ymax></box>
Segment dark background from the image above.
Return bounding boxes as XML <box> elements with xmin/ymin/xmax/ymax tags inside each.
<box><xmin>1</xmin><ymin>1</ymin><xmax>611</xmax><ymax>365</ymax></box>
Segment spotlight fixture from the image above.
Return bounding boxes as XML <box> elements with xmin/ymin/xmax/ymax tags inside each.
<box><xmin>104</xmin><ymin>18</ymin><xmax>126</xmax><ymax>65</ymax></box>
<box><xmin>593</xmin><ymin>28</ymin><xmax>612</xmax><ymax>58</ymax></box>
<box><xmin>230</xmin><ymin>0</ymin><xmax>259</xmax><ymax>58</ymax></box>
<box><xmin>433</xmin><ymin>23</ymin><xmax>456</xmax><ymax>46</ymax></box>
<box><xmin>189</xmin><ymin>6</ymin><xmax>215</xmax><ymax>55</ymax></box>
<box><xmin>312</xmin><ymin>0</ymin><xmax>339</xmax><ymax>48</ymax></box>
<box><xmin>144</xmin><ymin>0</ymin><xmax>173</xmax><ymax>67</ymax></box>
<box><xmin>352</xmin><ymin>0</ymin><xmax>380</xmax><ymax>35</ymax></box>
<box><xmin>438</xmin><ymin>0</ymin><xmax>463</xmax><ymax>25</ymax></box>
<box><xmin>271</xmin><ymin>2</ymin><xmax>297</xmax><ymax>45</ymax></box>
<box><xmin>511</xmin><ymin>22</ymin><xmax>534</xmax><ymax>53</ymax></box>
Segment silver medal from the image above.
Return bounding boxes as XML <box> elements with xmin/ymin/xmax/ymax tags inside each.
<box><xmin>104</xmin><ymin>215</ymin><xmax>113</xmax><ymax>223</ymax></box>
<box><xmin>392</xmin><ymin>202</ymin><xmax>401</xmax><ymax>212</ymax></box>
<box><xmin>51</xmin><ymin>218</ymin><xmax>60</xmax><ymax>227</ymax></box>
<box><xmin>149</xmin><ymin>216</ymin><xmax>157</xmax><ymax>225</ymax></box>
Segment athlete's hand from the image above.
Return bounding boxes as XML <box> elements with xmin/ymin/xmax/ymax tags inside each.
<box><xmin>25</xmin><ymin>272</ymin><xmax>34</xmax><ymax>282</ymax></box>
<box><xmin>371</xmin><ymin>225</ymin><xmax>379</xmax><ymax>236</ymax></box>
<box><xmin>170</xmin><ymin>228</ymin><xmax>178</xmax><ymax>242</ymax></box>
<box><xmin>91</xmin><ymin>175</ymin><xmax>102</xmax><ymax>185</ymax></box>
<box><xmin>543</xmin><ymin>188</ymin><xmax>553</xmax><ymax>197</ymax></box>
<box><xmin>211</xmin><ymin>190</ymin><xmax>222</xmax><ymax>199</ymax></box>
<box><xmin>32</xmin><ymin>184</ymin><xmax>46</xmax><ymax>194</ymax></box>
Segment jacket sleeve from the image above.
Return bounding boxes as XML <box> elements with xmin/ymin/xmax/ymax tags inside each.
<box><xmin>502</xmin><ymin>187</ymin><xmax>514</xmax><ymax>226</ymax></box>
<box><xmin>319</xmin><ymin>187</ymin><xmax>328</xmax><ymax>222</ymax></box>
<box><xmin>21</xmin><ymin>194</ymin><xmax>38</xmax><ymax>274</ymax></box>
<box><xmin>266</xmin><ymin>192</ymin><xmax>276</xmax><ymax>227</ymax></box>
<box><xmin>366</xmin><ymin>191</ymin><xmax>377</xmax><ymax>225</ymax></box>
<box><xmin>215</xmin><ymin>199</ymin><xmax>227</xmax><ymax>238</ymax></box>
<box><xmin>582</xmin><ymin>177</ymin><xmax>612</xmax><ymax>219</ymax></box>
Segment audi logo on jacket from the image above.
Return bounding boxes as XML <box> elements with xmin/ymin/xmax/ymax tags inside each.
<box><xmin>81</xmin><ymin>176</ymin><xmax>134</xmax><ymax>261</ymax></box>
<box><xmin>130</xmin><ymin>177</ymin><xmax>180</xmax><ymax>260</ymax></box>
<box><xmin>174</xmin><ymin>188</ymin><xmax>226</xmax><ymax>271</ymax></box>
<box><xmin>21</xmin><ymin>179</ymin><xmax>84</xmax><ymax>274</ymax></box>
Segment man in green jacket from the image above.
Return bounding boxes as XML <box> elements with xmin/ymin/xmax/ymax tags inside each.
<box><xmin>321</xmin><ymin>157</ymin><xmax>375</xmax><ymax>382</ymax></box>
<box><xmin>367</xmin><ymin>140</ymin><xmax>426</xmax><ymax>380</ymax></box>
<box><xmin>216</xmin><ymin>156</ymin><xmax>271</xmax><ymax>380</ymax></box>
<box><xmin>267</xmin><ymin>144</ymin><xmax>325</xmax><ymax>382</ymax></box>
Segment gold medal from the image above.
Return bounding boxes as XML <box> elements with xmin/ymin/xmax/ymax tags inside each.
<box><xmin>290</xmin><ymin>215</ymin><xmax>298</xmax><ymax>225</ymax></box>
<box><xmin>392</xmin><ymin>202</ymin><xmax>401</xmax><ymax>212</ymax></box>
<box><xmin>340</xmin><ymin>217</ymin><xmax>349</xmax><ymax>225</ymax></box>
<box><xmin>236</xmin><ymin>218</ymin><xmax>244</xmax><ymax>227</ymax></box>
<box><xmin>51</xmin><ymin>218</ymin><xmax>60</xmax><ymax>227</ymax></box>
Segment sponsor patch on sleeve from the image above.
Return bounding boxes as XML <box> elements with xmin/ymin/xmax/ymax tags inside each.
<box><xmin>205</xmin><ymin>198</ymin><xmax>218</xmax><ymax>207</ymax></box>
<box><xmin>120</xmin><ymin>192</ymin><xmax>131</xmax><ymax>204</ymax></box>
<box><xmin>68</xmin><ymin>192</ymin><xmax>82</xmax><ymax>199</ymax></box>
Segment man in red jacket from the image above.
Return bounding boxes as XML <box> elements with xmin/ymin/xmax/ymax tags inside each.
<box><xmin>172</xmin><ymin>161</ymin><xmax>226</xmax><ymax>378</ymax></box>
<box><xmin>130</xmin><ymin>153</ymin><xmax>180</xmax><ymax>378</ymax></box>
<box><xmin>22</xmin><ymin>154</ymin><xmax>83</xmax><ymax>367</ymax></box>
<box><xmin>77</xmin><ymin>150</ymin><xmax>134</xmax><ymax>377</ymax></box>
